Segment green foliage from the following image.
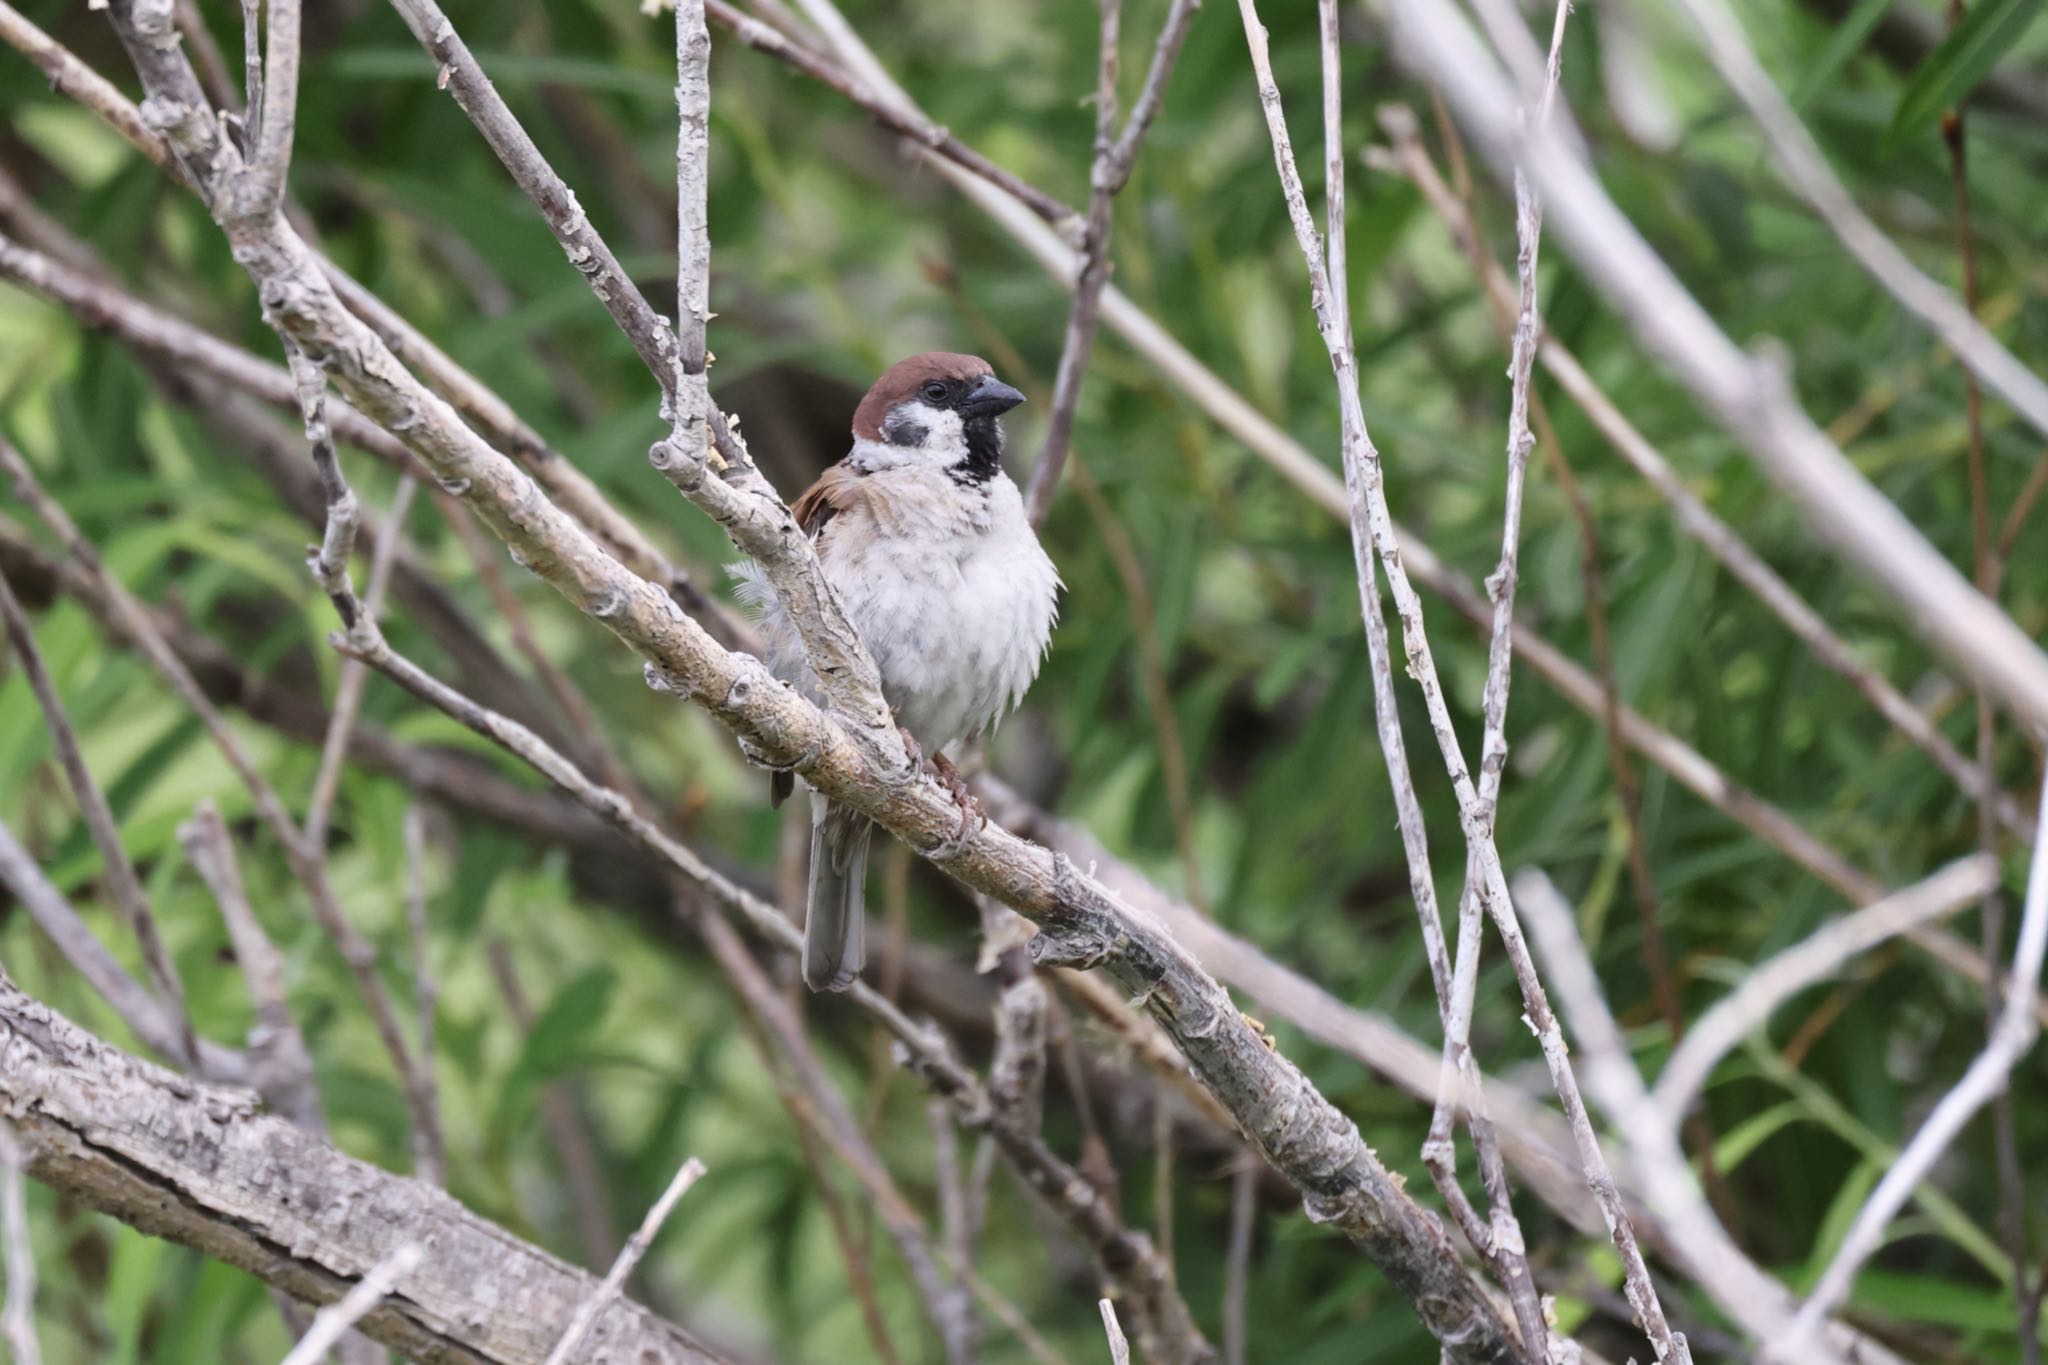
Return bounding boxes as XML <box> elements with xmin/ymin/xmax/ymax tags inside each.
<box><xmin>0</xmin><ymin>0</ymin><xmax>2044</xmax><ymax>1360</ymax></box>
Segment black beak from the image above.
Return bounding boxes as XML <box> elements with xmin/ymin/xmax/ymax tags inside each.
<box><xmin>959</xmin><ymin>375</ymin><xmax>1026</xmax><ymax>419</ymax></box>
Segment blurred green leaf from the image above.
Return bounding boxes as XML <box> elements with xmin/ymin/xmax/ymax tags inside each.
<box><xmin>1884</xmin><ymin>0</ymin><xmax>2043</xmax><ymax>151</ymax></box>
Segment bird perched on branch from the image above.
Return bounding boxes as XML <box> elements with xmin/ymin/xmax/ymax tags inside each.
<box><xmin>739</xmin><ymin>353</ymin><xmax>1061</xmax><ymax>991</ymax></box>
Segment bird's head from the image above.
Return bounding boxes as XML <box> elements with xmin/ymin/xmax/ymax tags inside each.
<box><xmin>850</xmin><ymin>352</ymin><xmax>1026</xmax><ymax>484</ymax></box>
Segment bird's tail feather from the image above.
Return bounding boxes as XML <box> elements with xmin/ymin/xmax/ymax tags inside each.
<box><xmin>804</xmin><ymin>800</ymin><xmax>871</xmax><ymax>992</ymax></box>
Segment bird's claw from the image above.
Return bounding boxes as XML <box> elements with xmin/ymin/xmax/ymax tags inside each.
<box><xmin>896</xmin><ymin>720</ymin><xmax>925</xmax><ymax>774</ymax></box>
<box><xmin>933</xmin><ymin>752</ymin><xmax>986</xmax><ymax>841</ymax></box>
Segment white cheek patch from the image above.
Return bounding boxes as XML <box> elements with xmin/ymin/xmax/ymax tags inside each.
<box><xmin>917</xmin><ymin>408</ymin><xmax>966</xmax><ymax>451</ymax></box>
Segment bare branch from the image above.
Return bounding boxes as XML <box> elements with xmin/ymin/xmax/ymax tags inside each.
<box><xmin>1101</xmin><ymin>1298</ymin><xmax>1131</xmax><ymax>1365</ymax></box>
<box><xmin>0</xmin><ymin>976</ymin><xmax>733</xmax><ymax>1364</ymax></box>
<box><xmin>762</xmin><ymin>0</ymin><xmax>2048</xmax><ymax>979</ymax></box>
<box><xmin>1022</xmin><ymin>0</ymin><xmax>1198</xmax><ymax>525</ymax></box>
<box><xmin>1237</xmin><ymin>2</ymin><xmax>1665</xmax><ymax>1358</ymax></box>
<box><xmin>305</xmin><ymin>476</ymin><xmax>419</xmax><ymax>849</ymax></box>
<box><xmin>387</xmin><ymin>0</ymin><xmax>892</xmax><ymax>736</ymax></box>
<box><xmin>0</xmin><ymin>7</ymin><xmax>719</xmax><ymax>607</ymax></box>
<box><xmin>0</xmin><ymin>3</ymin><xmax>175</xmax><ymax>173</ymax></box>
<box><xmin>279</xmin><ymin>1242</ymin><xmax>424</xmax><ymax>1365</ymax></box>
<box><xmin>241</xmin><ymin>0</ymin><xmax>299</xmax><ymax>217</ymax></box>
<box><xmin>543</xmin><ymin>1156</ymin><xmax>708</xmax><ymax>1365</ymax></box>
<box><xmin>1653</xmin><ymin>855</ymin><xmax>1998</xmax><ymax>1118</ymax></box>
<box><xmin>329</xmin><ymin>618</ymin><xmax>1215</xmax><ymax>1362</ymax></box>
<box><xmin>178</xmin><ymin>802</ymin><xmax>325</xmax><ymax>1132</ymax></box>
<box><xmin>672</xmin><ymin>0</ymin><xmax>711</xmax><ymax>467</ymax></box>
<box><xmin>1373</xmin><ymin>116</ymin><xmax>2033</xmax><ymax>841</ymax></box>
<box><xmin>1788</xmin><ymin>764</ymin><xmax>2048</xmax><ymax>1350</ymax></box>
<box><xmin>0</xmin><ymin>565</ymin><xmax>198</xmax><ymax>1070</ymax></box>
<box><xmin>1376</xmin><ymin>0</ymin><xmax>2048</xmax><ymax>733</ymax></box>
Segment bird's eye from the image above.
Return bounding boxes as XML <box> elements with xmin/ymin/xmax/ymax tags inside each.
<box><xmin>921</xmin><ymin>381</ymin><xmax>949</xmax><ymax>403</ymax></box>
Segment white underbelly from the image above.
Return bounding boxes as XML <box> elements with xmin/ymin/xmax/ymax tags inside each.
<box><xmin>833</xmin><ymin>528</ymin><xmax>1055</xmax><ymax>753</ymax></box>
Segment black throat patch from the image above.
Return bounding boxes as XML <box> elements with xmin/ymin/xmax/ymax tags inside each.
<box><xmin>953</xmin><ymin>416</ymin><xmax>1003</xmax><ymax>485</ymax></box>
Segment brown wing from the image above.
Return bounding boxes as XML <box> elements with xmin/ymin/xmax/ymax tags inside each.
<box><xmin>791</xmin><ymin>460</ymin><xmax>863</xmax><ymax>540</ymax></box>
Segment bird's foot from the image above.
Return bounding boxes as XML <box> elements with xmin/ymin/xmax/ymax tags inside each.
<box><xmin>933</xmin><ymin>751</ymin><xmax>986</xmax><ymax>840</ymax></box>
<box><xmin>895</xmin><ymin>717</ymin><xmax>925</xmax><ymax>775</ymax></box>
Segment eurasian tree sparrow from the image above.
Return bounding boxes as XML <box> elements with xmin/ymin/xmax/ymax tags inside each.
<box><xmin>739</xmin><ymin>353</ymin><xmax>1061</xmax><ymax>991</ymax></box>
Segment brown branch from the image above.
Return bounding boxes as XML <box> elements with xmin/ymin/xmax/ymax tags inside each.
<box><xmin>0</xmin><ymin>975</ymin><xmax>734</xmax><ymax>1364</ymax></box>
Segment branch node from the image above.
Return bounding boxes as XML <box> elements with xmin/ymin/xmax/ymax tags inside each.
<box><xmin>641</xmin><ymin>661</ymin><xmax>692</xmax><ymax>696</ymax></box>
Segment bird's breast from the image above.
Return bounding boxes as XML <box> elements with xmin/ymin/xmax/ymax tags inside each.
<box><xmin>821</xmin><ymin>475</ymin><xmax>1058</xmax><ymax>752</ymax></box>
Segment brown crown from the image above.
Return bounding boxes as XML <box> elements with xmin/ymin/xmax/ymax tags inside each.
<box><xmin>851</xmin><ymin>352</ymin><xmax>995</xmax><ymax>441</ymax></box>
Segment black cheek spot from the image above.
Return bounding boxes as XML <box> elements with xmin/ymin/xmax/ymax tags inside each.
<box><xmin>883</xmin><ymin>413</ymin><xmax>929</xmax><ymax>447</ymax></box>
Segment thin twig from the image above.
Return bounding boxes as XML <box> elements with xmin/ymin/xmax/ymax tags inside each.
<box><xmin>178</xmin><ymin>802</ymin><xmax>325</xmax><ymax>1132</ymax></box>
<box><xmin>238</xmin><ymin>0</ymin><xmax>299</xmax><ymax>220</ymax></box>
<box><xmin>1415</xmin><ymin>99</ymin><xmax>1732</xmax><ymax>1221</ymax></box>
<box><xmin>1237</xmin><ymin>4</ymin><xmax>1676</xmax><ymax>1358</ymax></box>
<box><xmin>1420</xmin><ymin>1</ymin><xmax>1569</xmax><ymax>1353</ymax></box>
<box><xmin>1374</xmin><ymin>111</ymin><xmax>2034</xmax><ymax>842</ymax></box>
<box><xmin>1100</xmin><ymin>1299</ymin><xmax>1131</xmax><ymax>1365</ymax></box>
<box><xmin>0</xmin><ymin>1121</ymin><xmax>40</xmax><ymax>1365</ymax></box>
<box><xmin>1023</xmin><ymin>0</ymin><xmax>1199</xmax><ymax>526</ymax></box>
<box><xmin>0</xmin><ymin>565</ymin><xmax>198</xmax><ymax>1070</ymax></box>
<box><xmin>305</xmin><ymin>475</ymin><xmax>418</xmax><ymax>849</ymax></box>
<box><xmin>1788</xmin><ymin>763</ymin><xmax>2048</xmax><ymax>1352</ymax></box>
<box><xmin>279</xmin><ymin>1242</ymin><xmax>425</xmax><ymax>1365</ymax></box>
<box><xmin>542</xmin><ymin>1156</ymin><xmax>707</xmax><ymax>1365</ymax></box>
<box><xmin>672</xmin><ymin>0</ymin><xmax>711</xmax><ymax>466</ymax></box>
